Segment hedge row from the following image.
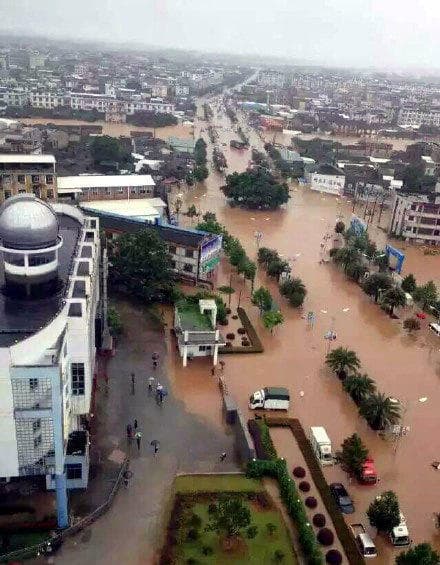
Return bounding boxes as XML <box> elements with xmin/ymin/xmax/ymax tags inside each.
<box><xmin>264</xmin><ymin>418</ymin><xmax>364</xmax><ymax>565</ymax></box>
<box><xmin>247</xmin><ymin>419</ymin><xmax>277</xmax><ymax>460</ymax></box>
<box><xmin>219</xmin><ymin>307</ymin><xmax>264</xmax><ymax>354</ymax></box>
<box><xmin>247</xmin><ymin>459</ymin><xmax>323</xmax><ymax>564</ymax></box>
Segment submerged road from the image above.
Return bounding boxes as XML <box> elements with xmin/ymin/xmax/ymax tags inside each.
<box><xmin>168</xmin><ymin>96</ymin><xmax>440</xmax><ymax>564</ymax></box>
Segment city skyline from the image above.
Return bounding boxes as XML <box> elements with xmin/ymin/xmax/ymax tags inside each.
<box><xmin>1</xmin><ymin>0</ymin><xmax>440</xmax><ymax>70</ymax></box>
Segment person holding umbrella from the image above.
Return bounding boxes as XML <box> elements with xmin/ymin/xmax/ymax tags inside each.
<box><xmin>150</xmin><ymin>439</ymin><xmax>160</xmax><ymax>456</ymax></box>
<box><xmin>135</xmin><ymin>430</ymin><xmax>143</xmax><ymax>451</ymax></box>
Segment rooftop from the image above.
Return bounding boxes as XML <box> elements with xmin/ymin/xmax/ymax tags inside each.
<box><xmin>0</xmin><ymin>154</ymin><xmax>56</xmax><ymax>164</ymax></box>
<box><xmin>176</xmin><ymin>300</ymin><xmax>214</xmax><ymax>331</ymax></box>
<box><xmin>0</xmin><ymin>213</ymin><xmax>81</xmax><ymax>347</ymax></box>
<box><xmin>58</xmin><ymin>174</ymin><xmax>155</xmax><ymax>189</ymax></box>
<box><xmin>80</xmin><ymin>198</ymin><xmax>165</xmax><ymax>219</ymax></box>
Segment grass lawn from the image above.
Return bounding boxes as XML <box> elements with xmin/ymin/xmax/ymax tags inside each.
<box><xmin>0</xmin><ymin>531</ymin><xmax>49</xmax><ymax>555</ymax></box>
<box><xmin>179</xmin><ymin>501</ymin><xmax>297</xmax><ymax>564</ymax></box>
<box><xmin>175</xmin><ymin>474</ymin><xmax>263</xmax><ymax>494</ymax></box>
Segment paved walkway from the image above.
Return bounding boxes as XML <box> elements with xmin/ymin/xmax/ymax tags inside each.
<box><xmin>43</xmin><ymin>299</ymin><xmax>237</xmax><ymax>565</ymax></box>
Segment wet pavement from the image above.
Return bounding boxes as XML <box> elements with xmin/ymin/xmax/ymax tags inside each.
<box><xmin>166</xmin><ymin>100</ymin><xmax>440</xmax><ymax>562</ymax></box>
<box><xmin>52</xmin><ymin>299</ymin><xmax>238</xmax><ymax>565</ymax></box>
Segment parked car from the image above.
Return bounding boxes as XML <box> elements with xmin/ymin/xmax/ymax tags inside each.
<box><xmin>330</xmin><ymin>482</ymin><xmax>355</xmax><ymax>514</ymax></box>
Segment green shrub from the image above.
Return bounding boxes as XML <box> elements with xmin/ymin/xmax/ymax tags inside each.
<box><xmin>257</xmin><ymin>420</ymin><xmax>278</xmax><ymax>460</ymax></box>
<box><xmin>188</xmin><ymin>513</ymin><xmax>202</xmax><ymax>529</ymax></box>
<box><xmin>201</xmin><ymin>545</ymin><xmax>213</xmax><ymax>556</ymax></box>
<box><xmin>274</xmin><ymin>549</ymin><xmax>285</xmax><ymax>562</ymax></box>
<box><xmin>246</xmin><ymin>525</ymin><xmax>258</xmax><ymax>539</ymax></box>
<box><xmin>186</xmin><ymin>528</ymin><xmax>199</xmax><ymax>541</ymax></box>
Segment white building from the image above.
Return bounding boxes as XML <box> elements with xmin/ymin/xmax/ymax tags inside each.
<box><xmin>398</xmin><ymin>107</ymin><xmax>440</xmax><ymax>127</ymax></box>
<box><xmin>80</xmin><ymin>197</ymin><xmax>167</xmax><ymax>223</ymax></box>
<box><xmin>0</xmin><ymin>194</ymin><xmax>102</xmax><ymax>528</ymax></box>
<box><xmin>389</xmin><ymin>188</ymin><xmax>440</xmax><ymax>245</ymax></box>
<box><xmin>57</xmin><ymin>174</ymin><xmax>155</xmax><ymax>201</ymax></box>
<box><xmin>257</xmin><ymin>70</ymin><xmax>286</xmax><ymax>89</ymax></box>
<box><xmin>309</xmin><ymin>164</ymin><xmax>345</xmax><ymax>196</ymax></box>
<box><xmin>174</xmin><ymin>299</ymin><xmax>226</xmax><ymax>367</ymax></box>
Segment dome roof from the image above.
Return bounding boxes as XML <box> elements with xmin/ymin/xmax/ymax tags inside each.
<box><xmin>0</xmin><ymin>194</ymin><xmax>59</xmax><ymax>250</ymax></box>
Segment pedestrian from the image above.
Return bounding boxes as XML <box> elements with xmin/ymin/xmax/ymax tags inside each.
<box><xmin>211</xmin><ymin>367</ymin><xmax>215</xmax><ymax>376</ymax></box>
<box><xmin>148</xmin><ymin>376</ymin><xmax>155</xmax><ymax>393</ymax></box>
<box><xmin>154</xmin><ymin>444</ymin><xmax>159</xmax><ymax>456</ymax></box>
<box><xmin>135</xmin><ymin>430</ymin><xmax>142</xmax><ymax>451</ymax></box>
<box><xmin>131</xmin><ymin>372</ymin><xmax>135</xmax><ymax>385</ymax></box>
<box><xmin>220</xmin><ymin>452</ymin><xmax>227</xmax><ymax>462</ymax></box>
<box><xmin>153</xmin><ymin>360</ymin><xmax>158</xmax><ymax>370</ymax></box>
<box><xmin>158</xmin><ymin>389</ymin><xmax>164</xmax><ymax>404</ymax></box>
<box><xmin>126</xmin><ymin>424</ymin><xmax>132</xmax><ymax>442</ymax></box>
<box><xmin>134</xmin><ymin>419</ymin><xmax>138</xmax><ymax>430</ymax></box>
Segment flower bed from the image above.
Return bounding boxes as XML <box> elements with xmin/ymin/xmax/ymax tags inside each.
<box><xmin>220</xmin><ymin>307</ymin><xmax>263</xmax><ymax>354</ymax></box>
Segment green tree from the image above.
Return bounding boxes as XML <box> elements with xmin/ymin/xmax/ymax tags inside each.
<box><xmin>337</xmin><ymin>433</ymin><xmax>369</xmax><ymax>476</ymax></box>
<box><xmin>325</xmin><ymin>347</ymin><xmax>361</xmax><ymax>379</ymax></box>
<box><xmin>279</xmin><ymin>278</ymin><xmax>307</xmax><ymax>307</ymax></box>
<box><xmin>267</xmin><ymin>258</ymin><xmax>291</xmax><ymax>281</ymax></box>
<box><xmin>229</xmin><ymin>242</ymin><xmax>247</xmax><ymax>269</ymax></box>
<box><xmin>334</xmin><ymin>221</ymin><xmax>345</xmax><ymax>234</ymax></box>
<box><xmin>266</xmin><ymin>522</ymin><xmax>277</xmax><ymax>536</ymax></box>
<box><xmin>396</xmin><ymin>543</ymin><xmax>440</xmax><ymax>565</ymax></box>
<box><xmin>274</xmin><ymin>550</ymin><xmax>286</xmax><ymax>563</ymax></box>
<box><xmin>91</xmin><ymin>135</ymin><xmax>126</xmax><ymax>164</ymax></box>
<box><xmin>367</xmin><ymin>491</ymin><xmax>400</xmax><ymax>533</ymax></box>
<box><xmin>186</xmin><ymin>204</ymin><xmax>198</xmax><ymax>220</ymax></box>
<box><xmin>246</xmin><ymin>526</ymin><xmax>258</xmax><ymax>539</ymax></box>
<box><xmin>413</xmin><ymin>281</ymin><xmax>438</xmax><ymax>309</ymax></box>
<box><xmin>258</xmin><ymin>247</ymin><xmax>279</xmax><ymax>267</ymax></box>
<box><xmin>193</xmin><ymin>164</ymin><xmax>209</xmax><ymax>182</ymax></box>
<box><xmin>241</xmin><ymin>260</ymin><xmax>257</xmax><ymax>289</ymax></box>
<box><xmin>107</xmin><ymin>306</ymin><xmax>123</xmax><ymax>335</ymax></box>
<box><xmin>363</xmin><ymin>273</ymin><xmax>393</xmax><ymax>302</ymax></box>
<box><xmin>403</xmin><ymin>317</ymin><xmax>421</xmax><ymax>333</ymax></box>
<box><xmin>345</xmin><ymin>261</ymin><xmax>368</xmax><ymax>282</ymax></box>
<box><xmin>252</xmin><ymin>287</ymin><xmax>273</xmax><ymax>314</ymax></box>
<box><xmin>262</xmin><ymin>310</ymin><xmax>284</xmax><ymax>334</ymax></box>
<box><xmin>382</xmin><ymin>287</ymin><xmax>407</xmax><ymax>316</ymax></box>
<box><xmin>222</xmin><ymin>169</ymin><xmax>290</xmax><ymax>209</ymax></box>
<box><xmin>334</xmin><ymin>247</ymin><xmax>361</xmax><ymax>273</ymax></box>
<box><xmin>374</xmin><ymin>252</ymin><xmax>390</xmax><ymax>272</ymax></box>
<box><xmin>359</xmin><ymin>393</ymin><xmax>401</xmax><ymax>431</ymax></box>
<box><xmin>108</xmin><ymin>229</ymin><xmax>174</xmax><ymax>304</ymax></box>
<box><xmin>401</xmin><ymin>274</ymin><xmax>417</xmax><ymax>294</ymax></box>
<box><xmin>343</xmin><ymin>373</ymin><xmax>376</xmax><ymax>404</ymax></box>
<box><xmin>205</xmin><ymin>496</ymin><xmax>252</xmax><ymax>539</ymax></box>
<box><xmin>194</xmin><ymin>137</ymin><xmax>207</xmax><ymax>166</ymax></box>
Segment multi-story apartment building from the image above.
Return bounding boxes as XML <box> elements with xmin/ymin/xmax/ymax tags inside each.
<box><xmin>397</xmin><ymin>107</ymin><xmax>440</xmax><ymax>127</ymax></box>
<box><xmin>0</xmin><ymin>194</ymin><xmax>102</xmax><ymax>527</ymax></box>
<box><xmin>389</xmin><ymin>187</ymin><xmax>440</xmax><ymax>246</ymax></box>
<box><xmin>58</xmin><ymin>174</ymin><xmax>155</xmax><ymax>201</ymax></box>
<box><xmin>0</xmin><ymin>154</ymin><xmax>57</xmax><ymax>202</ymax></box>
<box><xmin>257</xmin><ymin>70</ymin><xmax>286</xmax><ymax>89</ymax></box>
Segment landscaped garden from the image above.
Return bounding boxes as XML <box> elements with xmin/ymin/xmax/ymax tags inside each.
<box><xmin>160</xmin><ymin>474</ymin><xmax>297</xmax><ymax>564</ymax></box>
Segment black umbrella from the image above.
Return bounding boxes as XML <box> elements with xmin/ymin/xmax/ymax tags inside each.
<box><xmin>150</xmin><ymin>440</ymin><xmax>160</xmax><ymax>447</ymax></box>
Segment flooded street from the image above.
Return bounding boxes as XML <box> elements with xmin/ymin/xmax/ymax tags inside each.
<box><xmin>19</xmin><ymin>117</ymin><xmax>193</xmax><ymax>140</ymax></box>
<box><xmin>168</xmin><ymin>100</ymin><xmax>440</xmax><ymax>562</ymax></box>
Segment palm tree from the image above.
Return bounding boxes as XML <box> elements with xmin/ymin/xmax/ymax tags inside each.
<box><xmin>334</xmin><ymin>247</ymin><xmax>361</xmax><ymax>273</ymax></box>
<box><xmin>363</xmin><ymin>273</ymin><xmax>393</xmax><ymax>302</ymax></box>
<box><xmin>343</xmin><ymin>373</ymin><xmax>376</xmax><ymax>405</ymax></box>
<box><xmin>325</xmin><ymin>347</ymin><xmax>361</xmax><ymax>380</ymax></box>
<box><xmin>359</xmin><ymin>392</ymin><xmax>401</xmax><ymax>431</ymax></box>
<box><xmin>381</xmin><ymin>287</ymin><xmax>406</xmax><ymax>316</ymax></box>
<box><xmin>345</xmin><ymin>261</ymin><xmax>368</xmax><ymax>282</ymax></box>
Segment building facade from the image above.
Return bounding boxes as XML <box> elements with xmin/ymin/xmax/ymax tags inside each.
<box><xmin>57</xmin><ymin>174</ymin><xmax>155</xmax><ymax>201</ymax></box>
<box><xmin>398</xmin><ymin>107</ymin><xmax>440</xmax><ymax>127</ymax></box>
<box><xmin>0</xmin><ymin>195</ymin><xmax>102</xmax><ymax>528</ymax></box>
<box><xmin>309</xmin><ymin>164</ymin><xmax>345</xmax><ymax>196</ymax></box>
<box><xmin>0</xmin><ymin>154</ymin><xmax>57</xmax><ymax>203</ymax></box>
<box><xmin>389</xmin><ymin>189</ymin><xmax>440</xmax><ymax>246</ymax></box>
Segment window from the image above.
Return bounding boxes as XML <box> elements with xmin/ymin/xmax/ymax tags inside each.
<box><xmin>17</xmin><ymin>175</ymin><xmax>25</xmax><ymax>183</ymax></box>
<box><xmin>185</xmin><ymin>249</ymin><xmax>194</xmax><ymax>258</ymax></box>
<box><xmin>183</xmin><ymin>263</ymin><xmax>193</xmax><ymax>273</ymax></box>
<box><xmin>169</xmin><ymin>245</ymin><xmax>177</xmax><ymax>255</ymax></box>
<box><xmin>198</xmin><ymin>345</ymin><xmax>211</xmax><ymax>352</ymax></box>
<box><xmin>46</xmin><ymin>175</ymin><xmax>53</xmax><ymax>185</ymax></box>
<box><xmin>71</xmin><ymin>363</ymin><xmax>85</xmax><ymax>396</ymax></box>
<box><xmin>66</xmin><ymin>463</ymin><xmax>82</xmax><ymax>480</ymax></box>
<box><xmin>33</xmin><ymin>435</ymin><xmax>42</xmax><ymax>448</ymax></box>
<box><xmin>4</xmin><ymin>190</ymin><xmax>11</xmax><ymax>199</ymax></box>
<box><xmin>32</xmin><ymin>419</ymin><xmax>41</xmax><ymax>433</ymax></box>
<box><xmin>29</xmin><ymin>378</ymin><xmax>38</xmax><ymax>391</ymax></box>
<box><xmin>31</xmin><ymin>175</ymin><xmax>40</xmax><ymax>183</ymax></box>
<box><xmin>46</xmin><ymin>189</ymin><xmax>54</xmax><ymax>199</ymax></box>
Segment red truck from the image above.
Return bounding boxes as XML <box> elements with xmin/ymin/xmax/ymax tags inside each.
<box><xmin>358</xmin><ymin>458</ymin><xmax>378</xmax><ymax>485</ymax></box>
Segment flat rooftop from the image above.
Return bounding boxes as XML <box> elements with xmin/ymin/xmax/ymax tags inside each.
<box><xmin>80</xmin><ymin>198</ymin><xmax>164</xmax><ymax>219</ymax></box>
<box><xmin>177</xmin><ymin>300</ymin><xmax>213</xmax><ymax>331</ymax></box>
<box><xmin>0</xmin><ymin>214</ymin><xmax>81</xmax><ymax>347</ymax></box>
<box><xmin>0</xmin><ymin>154</ymin><xmax>56</xmax><ymax>164</ymax></box>
<box><xmin>58</xmin><ymin>174</ymin><xmax>155</xmax><ymax>189</ymax></box>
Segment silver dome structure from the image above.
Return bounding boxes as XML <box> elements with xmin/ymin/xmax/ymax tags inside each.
<box><xmin>0</xmin><ymin>194</ymin><xmax>59</xmax><ymax>250</ymax></box>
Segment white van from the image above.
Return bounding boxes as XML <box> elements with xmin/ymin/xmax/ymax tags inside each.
<box><xmin>310</xmin><ymin>426</ymin><xmax>333</xmax><ymax>465</ymax></box>
<box><xmin>389</xmin><ymin>513</ymin><xmax>411</xmax><ymax>547</ymax></box>
<box><xmin>429</xmin><ymin>322</ymin><xmax>440</xmax><ymax>337</ymax></box>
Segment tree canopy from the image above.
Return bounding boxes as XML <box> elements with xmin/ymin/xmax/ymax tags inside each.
<box><xmin>337</xmin><ymin>433</ymin><xmax>369</xmax><ymax>476</ymax></box>
<box><xmin>367</xmin><ymin>491</ymin><xmax>400</xmax><ymax>533</ymax></box>
<box><xmin>252</xmin><ymin>287</ymin><xmax>273</xmax><ymax>314</ymax></box>
<box><xmin>206</xmin><ymin>496</ymin><xmax>252</xmax><ymax>538</ymax></box>
<box><xmin>108</xmin><ymin>229</ymin><xmax>175</xmax><ymax>303</ymax></box>
<box><xmin>396</xmin><ymin>543</ymin><xmax>440</xmax><ymax>565</ymax></box>
<box><xmin>91</xmin><ymin>135</ymin><xmax>131</xmax><ymax>165</ymax></box>
<box><xmin>222</xmin><ymin>169</ymin><xmax>290</xmax><ymax>209</ymax></box>
<box><xmin>262</xmin><ymin>310</ymin><xmax>284</xmax><ymax>334</ymax></box>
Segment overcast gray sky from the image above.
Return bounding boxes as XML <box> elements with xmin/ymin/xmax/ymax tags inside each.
<box><xmin>2</xmin><ymin>0</ymin><xmax>439</xmax><ymax>69</ymax></box>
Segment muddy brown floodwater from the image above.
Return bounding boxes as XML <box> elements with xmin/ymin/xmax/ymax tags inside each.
<box><xmin>166</xmin><ymin>100</ymin><xmax>440</xmax><ymax>564</ymax></box>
